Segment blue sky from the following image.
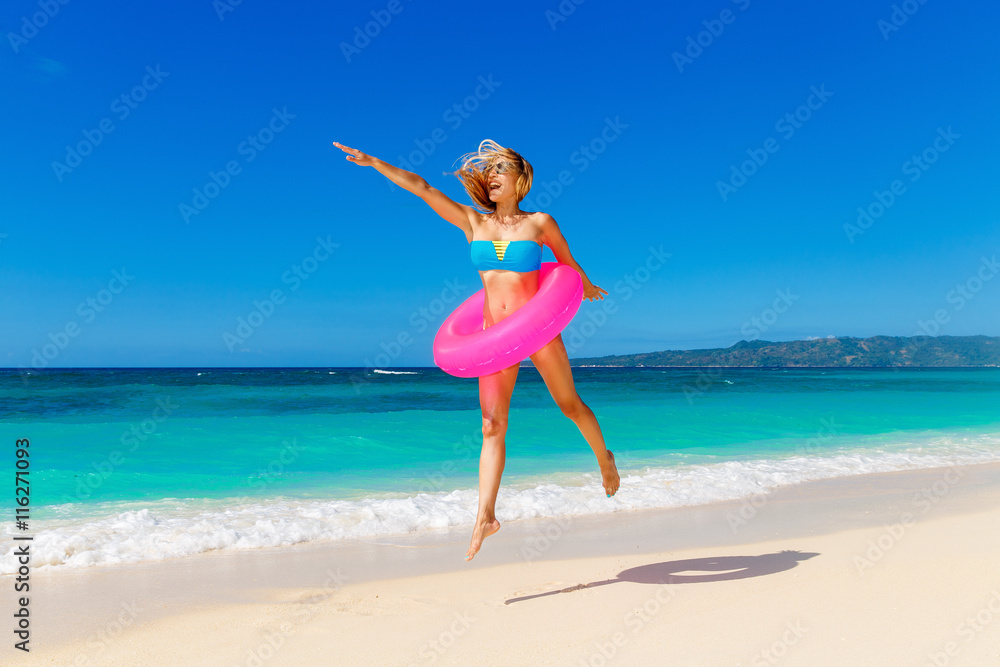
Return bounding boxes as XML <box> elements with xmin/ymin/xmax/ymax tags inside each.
<box><xmin>2</xmin><ymin>0</ymin><xmax>998</xmax><ymax>368</ymax></box>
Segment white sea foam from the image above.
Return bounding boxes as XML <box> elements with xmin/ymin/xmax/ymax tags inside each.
<box><xmin>4</xmin><ymin>438</ymin><xmax>999</xmax><ymax>573</ymax></box>
<box><xmin>372</xmin><ymin>369</ymin><xmax>419</xmax><ymax>375</ymax></box>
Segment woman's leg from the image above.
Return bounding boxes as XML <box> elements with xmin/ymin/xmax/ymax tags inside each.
<box><xmin>529</xmin><ymin>333</ymin><xmax>620</xmax><ymax>496</ymax></box>
<box><xmin>466</xmin><ymin>361</ymin><xmax>520</xmax><ymax>561</ymax></box>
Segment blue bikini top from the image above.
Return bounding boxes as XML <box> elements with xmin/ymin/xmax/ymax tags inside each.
<box><xmin>471</xmin><ymin>240</ymin><xmax>542</xmax><ymax>273</ymax></box>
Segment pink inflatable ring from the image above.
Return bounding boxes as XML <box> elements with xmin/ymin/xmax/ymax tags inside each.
<box><xmin>433</xmin><ymin>262</ymin><xmax>584</xmax><ymax>377</ymax></box>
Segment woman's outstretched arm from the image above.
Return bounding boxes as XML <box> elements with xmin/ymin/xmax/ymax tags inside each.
<box><xmin>333</xmin><ymin>142</ymin><xmax>474</xmax><ymax>239</ymax></box>
<box><xmin>538</xmin><ymin>213</ymin><xmax>608</xmax><ymax>301</ymax></box>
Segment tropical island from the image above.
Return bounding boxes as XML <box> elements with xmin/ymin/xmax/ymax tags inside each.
<box><xmin>560</xmin><ymin>335</ymin><xmax>1000</xmax><ymax>368</ymax></box>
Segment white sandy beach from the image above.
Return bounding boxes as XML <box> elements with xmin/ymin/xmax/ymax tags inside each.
<box><xmin>6</xmin><ymin>463</ymin><xmax>1000</xmax><ymax>666</ymax></box>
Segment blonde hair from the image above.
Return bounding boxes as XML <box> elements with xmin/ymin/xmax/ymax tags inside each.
<box><xmin>451</xmin><ymin>139</ymin><xmax>533</xmax><ymax>213</ymax></box>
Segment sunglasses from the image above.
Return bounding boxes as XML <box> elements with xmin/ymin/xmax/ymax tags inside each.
<box><xmin>489</xmin><ymin>161</ymin><xmax>514</xmax><ymax>174</ymax></box>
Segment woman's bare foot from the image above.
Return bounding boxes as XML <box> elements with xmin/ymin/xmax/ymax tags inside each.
<box><xmin>601</xmin><ymin>450</ymin><xmax>620</xmax><ymax>497</ymax></box>
<box><xmin>465</xmin><ymin>517</ymin><xmax>501</xmax><ymax>561</ymax></box>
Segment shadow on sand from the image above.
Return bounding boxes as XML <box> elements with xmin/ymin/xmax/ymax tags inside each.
<box><xmin>504</xmin><ymin>550</ymin><xmax>819</xmax><ymax>605</ymax></box>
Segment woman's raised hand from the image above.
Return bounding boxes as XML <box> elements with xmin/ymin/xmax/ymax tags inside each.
<box><xmin>583</xmin><ymin>283</ymin><xmax>608</xmax><ymax>301</ymax></box>
<box><xmin>333</xmin><ymin>141</ymin><xmax>375</xmax><ymax>167</ymax></box>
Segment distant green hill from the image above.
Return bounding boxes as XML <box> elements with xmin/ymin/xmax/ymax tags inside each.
<box><xmin>562</xmin><ymin>335</ymin><xmax>1000</xmax><ymax>368</ymax></box>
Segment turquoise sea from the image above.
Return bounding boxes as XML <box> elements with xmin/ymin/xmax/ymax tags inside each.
<box><xmin>1</xmin><ymin>366</ymin><xmax>998</xmax><ymax>572</ymax></box>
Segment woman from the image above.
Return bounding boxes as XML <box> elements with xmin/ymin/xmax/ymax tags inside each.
<box><xmin>333</xmin><ymin>139</ymin><xmax>620</xmax><ymax>561</ymax></box>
